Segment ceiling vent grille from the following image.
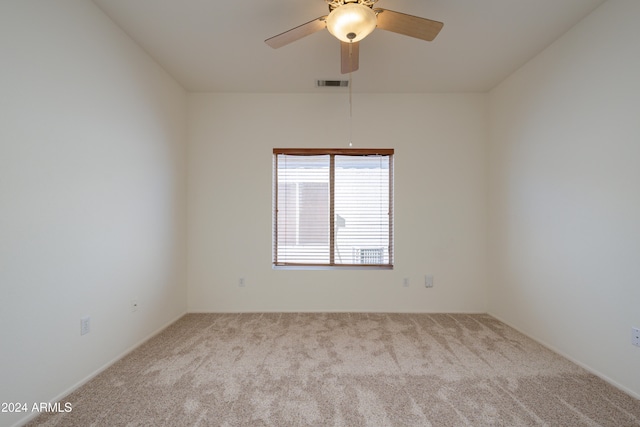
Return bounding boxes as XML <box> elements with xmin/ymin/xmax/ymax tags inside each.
<box><xmin>316</xmin><ymin>79</ymin><xmax>349</xmax><ymax>87</ymax></box>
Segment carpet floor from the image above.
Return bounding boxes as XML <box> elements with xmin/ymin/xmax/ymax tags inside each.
<box><xmin>28</xmin><ymin>313</ymin><xmax>640</xmax><ymax>426</ymax></box>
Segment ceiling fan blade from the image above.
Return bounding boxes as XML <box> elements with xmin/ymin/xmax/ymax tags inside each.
<box><xmin>265</xmin><ymin>16</ymin><xmax>327</xmax><ymax>49</ymax></box>
<box><xmin>341</xmin><ymin>42</ymin><xmax>359</xmax><ymax>74</ymax></box>
<box><xmin>374</xmin><ymin>9</ymin><xmax>443</xmax><ymax>42</ymax></box>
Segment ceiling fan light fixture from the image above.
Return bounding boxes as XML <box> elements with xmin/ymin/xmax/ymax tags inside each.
<box><xmin>326</xmin><ymin>3</ymin><xmax>377</xmax><ymax>43</ymax></box>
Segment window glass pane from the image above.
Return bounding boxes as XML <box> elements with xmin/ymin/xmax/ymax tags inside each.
<box><xmin>276</xmin><ymin>155</ymin><xmax>330</xmax><ymax>264</ymax></box>
<box><xmin>334</xmin><ymin>155</ymin><xmax>390</xmax><ymax>265</ymax></box>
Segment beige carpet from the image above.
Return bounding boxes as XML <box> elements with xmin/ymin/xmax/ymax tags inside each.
<box><xmin>29</xmin><ymin>313</ymin><xmax>640</xmax><ymax>426</ymax></box>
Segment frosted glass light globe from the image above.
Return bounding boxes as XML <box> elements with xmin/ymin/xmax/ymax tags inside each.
<box><xmin>326</xmin><ymin>3</ymin><xmax>377</xmax><ymax>43</ymax></box>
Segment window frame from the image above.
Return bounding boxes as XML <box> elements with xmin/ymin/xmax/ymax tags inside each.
<box><xmin>273</xmin><ymin>148</ymin><xmax>394</xmax><ymax>270</ymax></box>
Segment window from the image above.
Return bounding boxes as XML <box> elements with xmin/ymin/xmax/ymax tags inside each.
<box><xmin>273</xmin><ymin>148</ymin><xmax>394</xmax><ymax>268</ymax></box>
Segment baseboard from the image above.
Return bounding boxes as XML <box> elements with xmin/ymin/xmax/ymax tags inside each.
<box><xmin>11</xmin><ymin>311</ymin><xmax>187</xmax><ymax>427</ymax></box>
<box><xmin>487</xmin><ymin>312</ymin><xmax>640</xmax><ymax>400</ymax></box>
<box><xmin>187</xmin><ymin>309</ymin><xmax>487</xmax><ymax>314</ymax></box>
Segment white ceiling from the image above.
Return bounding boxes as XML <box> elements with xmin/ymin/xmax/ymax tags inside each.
<box><xmin>93</xmin><ymin>0</ymin><xmax>606</xmax><ymax>93</ymax></box>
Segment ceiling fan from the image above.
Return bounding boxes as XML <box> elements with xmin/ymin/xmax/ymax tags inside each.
<box><xmin>265</xmin><ymin>0</ymin><xmax>443</xmax><ymax>74</ymax></box>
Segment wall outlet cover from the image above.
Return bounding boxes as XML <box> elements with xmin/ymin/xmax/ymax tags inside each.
<box><xmin>80</xmin><ymin>316</ymin><xmax>90</xmax><ymax>336</ymax></box>
<box><xmin>425</xmin><ymin>275</ymin><xmax>434</xmax><ymax>288</ymax></box>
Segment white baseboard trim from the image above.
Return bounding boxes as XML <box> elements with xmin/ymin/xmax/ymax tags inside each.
<box><xmin>11</xmin><ymin>311</ymin><xmax>187</xmax><ymax>427</ymax></box>
<box><xmin>487</xmin><ymin>312</ymin><xmax>640</xmax><ymax>400</ymax></box>
<box><xmin>187</xmin><ymin>309</ymin><xmax>487</xmax><ymax>314</ymax></box>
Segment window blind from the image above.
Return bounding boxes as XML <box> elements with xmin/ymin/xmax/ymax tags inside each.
<box><xmin>273</xmin><ymin>148</ymin><xmax>394</xmax><ymax>268</ymax></box>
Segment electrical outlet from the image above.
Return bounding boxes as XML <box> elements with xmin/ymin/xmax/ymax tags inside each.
<box><xmin>80</xmin><ymin>317</ymin><xmax>90</xmax><ymax>336</ymax></box>
<box><xmin>425</xmin><ymin>275</ymin><xmax>434</xmax><ymax>288</ymax></box>
<box><xmin>403</xmin><ymin>278</ymin><xmax>410</xmax><ymax>287</ymax></box>
<box><xmin>632</xmin><ymin>327</ymin><xmax>640</xmax><ymax>347</ymax></box>
<box><xmin>239</xmin><ymin>278</ymin><xmax>245</xmax><ymax>287</ymax></box>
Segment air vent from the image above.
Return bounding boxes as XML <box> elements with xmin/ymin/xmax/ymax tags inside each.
<box><xmin>316</xmin><ymin>79</ymin><xmax>349</xmax><ymax>88</ymax></box>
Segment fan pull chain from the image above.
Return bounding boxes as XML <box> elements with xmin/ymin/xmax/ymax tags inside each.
<box><xmin>348</xmin><ymin>41</ymin><xmax>353</xmax><ymax>147</ymax></box>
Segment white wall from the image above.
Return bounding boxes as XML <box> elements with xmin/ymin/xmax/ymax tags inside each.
<box><xmin>0</xmin><ymin>2</ymin><xmax>187</xmax><ymax>426</ymax></box>
<box><xmin>188</xmin><ymin>93</ymin><xmax>488</xmax><ymax>313</ymax></box>
<box><xmin>488</xmin><ymin>0</ymin><xmax>640</xmax><ymax>398</ymax></box>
